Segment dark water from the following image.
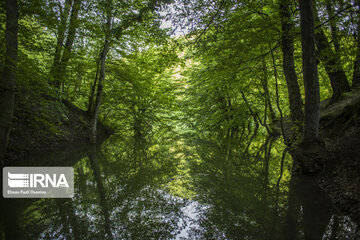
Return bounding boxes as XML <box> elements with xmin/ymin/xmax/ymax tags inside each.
<box><xmin>0</xmin><ymin>133</ymin><xmax>358</xmax><ymax>240</ymax></box>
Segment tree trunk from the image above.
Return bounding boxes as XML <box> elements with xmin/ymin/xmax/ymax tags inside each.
<box><xmin>87</xmin><ymin>52</ymin><xmax>101</xmax><ymax>114</ymax></box>
<box><xmin>325</xmin><ymin>0</ymin><xmax>340</xmax><ymax>52</ymax></box>
<box><xmin>279</xmin><ymin>0</ymin><xmax>304</xmax><ymax>125</ymax></box>
<box><xmin>0</xmin><ymin>0</ymin><xmax>18</xmax><ymax>162</ymax></box>
<box><xmin>90</xmin><ymin>0</ymin><xmax>112</xmax><ymax>143</ymax></box>
<box><xmin>261</xmin><ymin>52</ymin><xmax>276</xmax><ymax>125</ymax></box>
<box><xmin>50</xmin><ymin>0</ymin><xmax>72</xmax><ymax>88</ymax></box>
<box><xmin>90</xmin><ymin>42</ymin><xmax>110</xmax><ymax>143</ymax></box>
<box><xmin>314</xmin><ymin>4</ymin><xmax>350</xmax><ymax>101</ymax></box>
<box><xmin>56</xmin><ymin>0</ymin><xmax>81</xmax><ymax>90</ymax></box>
<box><xmin>352</xmin><ymin>0</ymin><xmax>360</xmax><ymax>87</ymax></box>
<box><xmin>299</xmin><ymin>0</ymin><xmax>320</xmax><ymax>143</ymax></box>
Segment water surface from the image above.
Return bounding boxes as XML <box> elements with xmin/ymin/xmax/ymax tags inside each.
<box><xmin>0</xmin><ymin>133</ymin><xmax>358</xmax><ymax>239</ymax></box>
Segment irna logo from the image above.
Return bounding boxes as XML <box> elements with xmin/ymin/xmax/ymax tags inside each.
<box><xmin>8</xmin><ymin>172</ymin><xmax>69</xmax><ymax>188</ymax></box>
<box><xmin>3</xmin><ymin>167</ymin><xmax>74</xmax><ymax>198</ymax></box>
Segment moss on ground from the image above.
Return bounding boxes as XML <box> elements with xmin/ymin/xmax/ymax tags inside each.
<box><xmin>5</xmin><ymin>89</ymin><xmax>112</xmax><ymax>162</ymax></box>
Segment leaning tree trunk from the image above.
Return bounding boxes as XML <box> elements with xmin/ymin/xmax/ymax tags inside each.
<box><xmin>279</xmin><ymin>0</ymin><xmax>304</xmax><ymax>126</ymax></box>
<box><xmin>90</xmin><ymin>0</ymin><xmax>112</xmax><ymax>143</ymax></box>
<box><xmin>0</xmin><ymin>0</ymin><xmax>18</xmax><ymax>162</ymax></box>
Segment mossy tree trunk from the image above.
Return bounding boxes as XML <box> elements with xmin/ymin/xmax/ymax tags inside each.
<box><xmin>0</xmin><ymin>0</ymin><xmax>18</xmax><ymax>162</ymax></box>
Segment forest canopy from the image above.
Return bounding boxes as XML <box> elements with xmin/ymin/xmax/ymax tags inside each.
<box><xmin>1</xmin><ymin>0</ymin><xmax>360</xmax><ymax>172</ymax></box>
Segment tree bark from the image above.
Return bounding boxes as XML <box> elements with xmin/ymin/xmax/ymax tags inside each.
<box><xmin>314</xmin><ymin>3</ymin><xmax>350</xmax><ymax>100</ymax></box>
<box><xmin>90</xmin><ymin>0</ymin><xmax>112</xmax><ymax>143</ymax></box>
<box><xmin>0</xmin><ymin>0</ymin><xmax>18</xmax><ymax>162</ymax></box>
<box><xmin>299</xmin><ymin>0</ymin><xmax>320</xmax><ymax>143</ymax></box>
<box><xmin>279</xmin><ymin>0</ymin><xmax>304</xmax><ymax>125</ymax></box>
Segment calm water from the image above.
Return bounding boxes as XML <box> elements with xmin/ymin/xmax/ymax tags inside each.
<box><xmin>0</xmin><ymin>133</ymin><xmax>358</xmax><ymax>240</ymax></box>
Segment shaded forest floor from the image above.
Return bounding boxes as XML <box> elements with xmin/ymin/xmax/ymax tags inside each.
<box><xmin>3</xmin><ymin>90</ymin><xmax>112</xmax><ymax>163</ymax></box>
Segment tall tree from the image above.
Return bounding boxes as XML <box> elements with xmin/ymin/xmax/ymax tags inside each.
<box><xmin>50</xmin><ymin>0</ymin><xmax>72</xmax><ymax>88</ymax></box>
<box><xmin>0</xmin><ymin>0</ymin><xmax>18</xmax><ymax>161</ymax></box>
<box><xmin>314</xmin><ymin>2</ymin><xmax>350</xmax><ymax>101</ymax></box>
<box><xmin>299</xmin><ymin>0</ymin><xmax>320</xmax><ymax>143</ymax></box>
<box><xmin>90</xmin><ymin>0</ymin><xmax>169</xmax><ymax>142</ymax></box>
<box><xmin>325</xmin><ymin>0</ymin><xmax>341</xmax><ymax>52</ymax></box>
<box><xmin>51</xmin><ymin>0</ymin><xmax>81</xmax><ymax>90</ymax></box>
<box><xmin>279</xmin><ymin>0</ymin><xmax>304</xmax><ymax>127</ymax></box>
<box><xmin>57</xmin><ymin>0</ymin><xmax>82</xmax><ymax>90</ymax></box>
<box><xmin>90</xmin><ymin>0</ymin><xmax>112</xmax><ymax>143</ymax></box>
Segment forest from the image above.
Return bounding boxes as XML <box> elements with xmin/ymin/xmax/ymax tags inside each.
<box><xmin>0</xmin><ymin>0</ymin><xmax>360</xmax><ymax>239</ymax></box>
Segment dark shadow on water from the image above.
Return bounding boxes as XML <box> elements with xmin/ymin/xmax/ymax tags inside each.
<box><xmin>284</xmin><ymin>174</ymin><xmax>332</xmax><ymax>240</ymax></box>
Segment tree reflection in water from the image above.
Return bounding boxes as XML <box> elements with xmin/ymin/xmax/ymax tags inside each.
<box><xmin>0</xmin><ymin>129</ymin><xmax>359</xmax><ymax>239</ymax></box>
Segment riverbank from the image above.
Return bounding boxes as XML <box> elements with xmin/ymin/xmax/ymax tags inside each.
<box><xmin>276</xmin><ymin>88</ymin><xmax>360</xmax><ymax>225</ymax></box>
<box><xmin>318</xmin><ymin>89</ymin><xmax>360</xmax><ymax>225</ymax></box>
<box><xmin>3</xmin><ymin>90</ymin><xmax>112</xmax><ymax>163</ymax></box>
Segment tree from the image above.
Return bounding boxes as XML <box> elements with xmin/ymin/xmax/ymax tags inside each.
<box><xmin>299</xmin><ymin>0</ymin><xmax>320</xmax><ymax>143</ymax></box>
<box><xmin>56</xmin><ymin>0</ymin><xmax>82</xmax><ymax>90</ymax></box>
<box><xmin>279</xmin><ymin>0</ymin><xmax>304</xmax><ymax>127</ymax></box>
<box><xmin>296</xmin><ymin>0</ymin><xmax>331</xmax><ymax>174</ymax></box>
<box><xmin>49</xmin><ymin>0</ymin><xmax>72</xmax><ymax>88</ymax></box>
<box><xmin>51</xmin><ymin>0</ymin><xmax>82</xmax><ymax>90</ymax></box>
<box><xmin>314</xmin><ymin>2</ymin><xmax>350</xmax><ymax>101</ymax></box>
<box><xmin>325</xmin><ymin>0</ymin><xmax>341</xmax><ymax>52</ymax></box>
<box><xmin>90</xmin><ymin>0</ymin><xmax>112</xmax><ymax>143</ymax></box>
<box><xmin>0</xmin><ymin>0</ymin><xmax>18</xmax><ymax>161</ymax></box>
<box><xmin>90</xmin><ymin>0</ymin><xmax>171</xmax><ymax>143</ymax></box>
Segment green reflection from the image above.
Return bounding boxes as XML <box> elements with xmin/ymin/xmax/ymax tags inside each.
<box><xmin>0</xmin><ymin>126</ymin><xmax>358</xmax><ymax>239</ymax></box>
